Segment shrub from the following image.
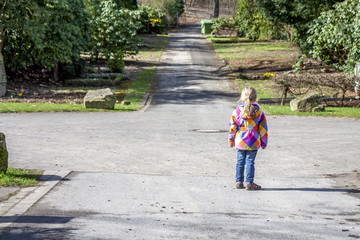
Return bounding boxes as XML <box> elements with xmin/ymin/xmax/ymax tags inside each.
<box><xmin>65</xmin><ymin>78</ymin><xmax>121</xmax><ymax>87</ymax></box>
<box><xmin>59</xmin><ymin>59</ymin><xmax>86</xmax><ymax>80</ymax></box>
<box><xmin>274</xmin><ymin>73</ymin><xmax>356</xmax><ymax>105</ymax></box>
<box><xmin>211</xmin><ymin>17</ymin><xmax>238</xmax><ymax>36</ymax></box>
<box><xmin>106</xmin><ymin>52</ymin><xmax>125</xmax><ymax>73</ymax></box>
<box><xmin>139</xmin><ymin>0</ymin><xmax>185</xmax><ymax>26</ymax></box>
<box><xmin>164</xmin><ymin>0</ymin><xmax>185</xmax><ymax>25</ymax></box>
<box><xmin>254</xmin><ymin>0</ymin><xmax>340</xmax><ymax>53</ymax></box>
<box><xmin>307</xmin><ymin>0</ymin><xmax>360</xmax><ymax>72</ymax></box>
<box><xmin>138</xmin><ymin>6</ymin><xmax>170</xmax><ymax>34</ymax></box>
<box><xmin>87</xmin><ymin>0</ymin><xmax>142</xmax><ymax>64</ymax></box>
<box><xmin>3</xmin><ymin>0</ymin><xmax>90</xmax><ymax>70</ymax></box>
<box><xmin>234</xmin><ymin>0</ymin><xmax>286</xmax><ymax>41</ymax></box>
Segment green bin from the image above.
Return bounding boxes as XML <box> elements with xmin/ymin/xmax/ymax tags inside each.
<box><xmin>201</xmin><ymin>20</ymin><xmax>213</xmax><ymax>34</ymax></box>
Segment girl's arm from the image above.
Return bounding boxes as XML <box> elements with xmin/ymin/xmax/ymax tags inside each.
<box><xmin>228</xmin><ymin>110</ymin><xmax>238</xmax><ymax>147</ymax></box>
<box><xmin>259</xmin><ymin>113</ymin><xmax>268</xmax><ymax>149</ymax></box>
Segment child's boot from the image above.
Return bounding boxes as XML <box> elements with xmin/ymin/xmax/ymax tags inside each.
<box><xmin>246</xmin><ymin>182</ymin><xmax>261</xmax><ymax>190</ymax></box>
<box><xmin>236</xmin><ymin>182</ymin><xmax>244</xmax><ymax>189</ymax></box>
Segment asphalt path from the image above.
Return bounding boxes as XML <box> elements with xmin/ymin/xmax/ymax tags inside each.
<box><xmin>0</xmin><ymin>25</ymin><xmax>359</xmax><ymax>239</ymax></box>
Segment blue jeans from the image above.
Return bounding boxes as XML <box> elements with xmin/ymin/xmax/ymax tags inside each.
<box><xmin>236</xmin><ymin>150</ymin><xmax>258</xmax><ymax>183</ymax></box>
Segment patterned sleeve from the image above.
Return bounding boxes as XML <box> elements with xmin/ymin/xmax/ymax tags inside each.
<box><xmin>228</xmin><ymin>109</ymin><xmax>238</xmax><ymax>146</ymax></box>
<box><xmin>259</xmin><ymin>112</ymin><xmax>268</xmax><ymax>148</ymax></box>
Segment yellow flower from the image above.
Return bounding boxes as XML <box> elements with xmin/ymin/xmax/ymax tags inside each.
<box><xmin>264</xmin><ymin>72</ymin><xmax>275</xmax><ymax>78</ymax></box>
<box><xmin>18</xmin><ymin>93</ymin><xmax>22</xmax><ymax>97</ymax></box>
<box><xmin>149</xmin><ymin>18</ymin><xmax>161</xmax><ymax>23</ymax></box>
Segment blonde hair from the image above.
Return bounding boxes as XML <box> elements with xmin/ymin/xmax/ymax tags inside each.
<box><xmin>240</xmin><ymin>86</ymin><xmax>257</xmax><ymax>117</ymax></box>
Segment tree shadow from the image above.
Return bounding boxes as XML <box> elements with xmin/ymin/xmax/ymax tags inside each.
<box><xmin>0</xmin><ymin>216</ymin><xmax>73</xmax><ymax>224</ymax></box>
<box><xmin>261</xmin><ymin>188</ymin><xmax>358</xmax><ymax>193</ymax></box>
<box><xmin>0</xmin><ymin>225</ymin><xmax>76</xmax><ymax>240</ymax></box>
<box><xmin>37</xmin><ymin>174</ymin><xmax>70</xmax><ymax>182</ymax></box>
<box><xmin>151</xmin><ymin>89</ymin><xmax>238</xmax><ymax>105</ymax></box>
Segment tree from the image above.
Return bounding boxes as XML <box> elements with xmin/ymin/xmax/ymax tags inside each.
<box><xmin>232</xmin><ymin>0</ymin><xmax>287</xmax><ymax>40</ymax></box>
<box><xmin>254</xmin><ymin>0</ymin><xmax>341</xmax><ymax>53</ymax></box>
<box><xmin>2</xmin><ymin>0</ymin><xmax>90</xmax><ymax>80</ymax></box>
<box><xmin>235</xmin><ymin>0</ymin><xmax>266</xmax><ymax>40</ymax></box>
<box><xmin>139</xmin><ymin>0</ymin><xmax>185</xmax><ymax>25</ymax></box>
<box><xmin>33</xmin><ymin>0</ymin><xmax>91</xmax><ymax>80</ymax></box>
<box><xmin>213</xmin><ymin>0</ymin><xmax>219</xmax><ymax>18</ymax></box>
<box><xmin>0</xmin><ymin>0</ymin><xmax>36</xmax><ymax>95</ymax></box>
<box><xmin>121</xmin><ymin>0</ymin><xmax>138</xmax><ymax>9</ymax></box>
<box><xmin>86</xmin><ymin>0</ymin><xmax>142</xmax><ymax>71</ymax></box>
<box><xmin>0</xmin><ymin>2</ymin><xmax>6</xmax><ymax>96</ymax></box>
<box><xmin>138</xmin><ymin>6</ymin><xmax>170</xmax><ymax>34</ymax></box>
<box><xmin>308</xmin><ymin>0</ymin><xmax>360</xmax><ymax>72</ymax></box>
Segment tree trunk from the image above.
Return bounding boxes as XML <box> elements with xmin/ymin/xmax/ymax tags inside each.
<box><xmin>0</xmin><ymin>4</ymin><xmax>7</xmax><ymax>97</ymax></box>
<box><xmin>0</xmin><ymin>36</ymin><xmax>6</xmax><ymax>97</ymax></box>
<box><xmin>213</xmin><ymin>0</ymin><xmax>219</xmax><ymax>18</ymax></box>
<box><xmin>281</xmin><ymin>86</ymin><xmax>289</xmax><ymax>106</ymax></box>
<box><xmin>51</xmin><ymin>62</ymin><xmax>59</xmax><ymax>82</ymax></box>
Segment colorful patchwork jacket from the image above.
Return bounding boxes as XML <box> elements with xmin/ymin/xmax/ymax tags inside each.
<box><xmin>229</xmin><ymin>103</ymin><xmax>268</xmax><ymax>150</ymax></box>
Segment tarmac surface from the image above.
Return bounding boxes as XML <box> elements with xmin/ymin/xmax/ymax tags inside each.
<box><xmin>0</xmin><ymin>24</ymin><xmax>359</xmax><ymax>239</ymax></box>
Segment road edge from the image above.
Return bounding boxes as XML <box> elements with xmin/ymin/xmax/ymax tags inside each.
<box><xmin>0</xmin><ymin>170</ymin><xmax>71</xmax><ymax>235</ymax></box>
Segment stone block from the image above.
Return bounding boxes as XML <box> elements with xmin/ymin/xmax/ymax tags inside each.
<box><xmin>290</xmin><ymin>94</ymin><xmax>325</xmax><ymax>112</ymax></box>
<box><xmin>0</xmin><ymin>133</ymin><xmax>8</xmax><ymax>173</ymax></box>
<box><xmin>84</xmin><ymin>88</ymin><xmax>116</xmax><ymax>110</ymax></box>
<box><xmin>312</xmin><ymin>105</ymin><xmax>325</xmax><ymax>112</ymax></box>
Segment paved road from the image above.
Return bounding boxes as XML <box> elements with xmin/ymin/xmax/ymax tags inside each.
<box><xmin>0</xmin><ymin>25</ymin><xmax>359</xmax><ymax>239</ymax></box>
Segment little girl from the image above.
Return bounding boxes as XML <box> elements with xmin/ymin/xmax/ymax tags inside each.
<box><xmin>228</xmin><ymin>86</ymin><xmax>268</xmax><ymax>190</ymax></box>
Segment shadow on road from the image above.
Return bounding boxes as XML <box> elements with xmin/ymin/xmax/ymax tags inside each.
<box><xmin>0</xmin><ymin>216</ymin><xmax>73</xmax><ymax>224</ymax></box>
<box><xmin>0</xmin><ymin>226</ymin><xmax>75</xmax><ymax>240</ymax></box>
<box><xmin>152</xmin><ymin>89</ymin><xmax>238</xmax><ymax>105</ymax></box>
<box><xmin>261</xmin><ymin>188</ymin><xmax>357</xmax><ymax>193</ymax></box>
<box><xmin>38</xmin><ymin>175</ymin><xmax>70</xmax><ymax>182</ymax></box>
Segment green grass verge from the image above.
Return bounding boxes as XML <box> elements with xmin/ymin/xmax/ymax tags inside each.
<box><xmin>0</xmin><ymin>67</ymin><xmax>155</xmax><ymax>113</ymax></box>
<box><xmin>50</xmin><ymin>87</ymin><xmax>103</xmax><ymax>91</ymax></box>
<box><xmin>0</xmin><ymin>67</ymin><xmax>157</xmax><ymax>112</ymax></box>
<box><xmin>120</xmin><ymin>67</ymin><xmax>156</xmax><ymax>111</ymax></box>
<box><xmin>209</xmin><ymin>39</ymin><xmax>360</xmax><ymax>118</ymax></box>
<box><xmin>262</xmin><ymin>105</ymin><xmax>360</xmax><ymax>118</ymax></box>
<box><xmin>236</xmin><ymin>79</ymin><xmax>281</xmax><ymax>99</ymax></box>
<box><xmin>0</xmin><ymin>167</ymin><xmax>43</xmax><ymax>187</ymax></box>
<box><xmin>212</xmin><ymin>40</ymin><xmax>297</xmax><ymax>61</ymax></box>
<box><xmin>141</xmin><ymin>34</ymin><xmax>169</xmax><ymax>49</ymax></box>
<box><xmin>64</xmin><ymin>77</ymin><xmax>123</xmax><ymax>87</ymax></box>
<box><xmin>213</xmin><ymin>41</ymin><xmax>294</xmax><ymax>52</ymax></box>
<box><xmin>210</xmin><ymin>39</ymin><xmax>360</xmax><ymax>118</ymax></box>
<box><xmin>0</xmin><ymin>102</ymin><xmax>128</xmax><ymax>112</ymax></box>
<box><xmin>0</xmin><ymin>34</ymin><xmax>167</xmax><ymax>113</ymax></box>
<box><xmin>205</xmin><ymin>36</ymin><xmax>252</xmax><ymax>43</ymax></box>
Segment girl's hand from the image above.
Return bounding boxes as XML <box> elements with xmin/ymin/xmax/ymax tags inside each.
<box><xmin>229</xmin><ymin>142</ymin><xmax>235</xmax><ymax>148</ymax></box>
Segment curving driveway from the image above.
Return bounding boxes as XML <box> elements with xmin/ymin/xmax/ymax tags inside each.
<box><xmin>0</xmin><ymin>25</ymin><xmax>359</xmax><ymax>239</ymax></box>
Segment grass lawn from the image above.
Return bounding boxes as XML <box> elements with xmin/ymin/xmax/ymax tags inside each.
<box><xmin>0</xmin><ymin>67</ymin><xmax>155</xmax><ymax>112</ymax></box>
<box><xmin>206</xmin><ymin>37</ymin><xmax>252</xmax><ymax>44</ymax></box>
<box><xmin>0</xmin><ymin>35</ymin><xmax>168</xmax><ymax>113</ymax></box>
<box><xmin>117</xmin><ymin>67</ymin><xmax>156</xmax><ymax>111</ymax></box>
<box><xmin>262</xmin><ymin>105</ymin><xmax>360</xmax><ymax>118</ymax></box>
<box><xmin>235</xmin><ymin>79</ymin><xmax>282</xmax><ymax>99</ymax></box>
<box><xmin>210</xmin><ymin>38</ymin><xmax>298</xmax><ymax>62</ymax></box>
<box><xmin>208</xmin><ymin>37</ymin><xmax>360</xmax><ymax>118</ymax></box>
<box><xmin>0</xmin><ymin>102</ymin><xmax>132</xmax><ymax>112</ymax></box>
<box><xmin>0</xmin><ymin>167</ymin><xmax>43</xmax><ymax>187</ymax></box>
